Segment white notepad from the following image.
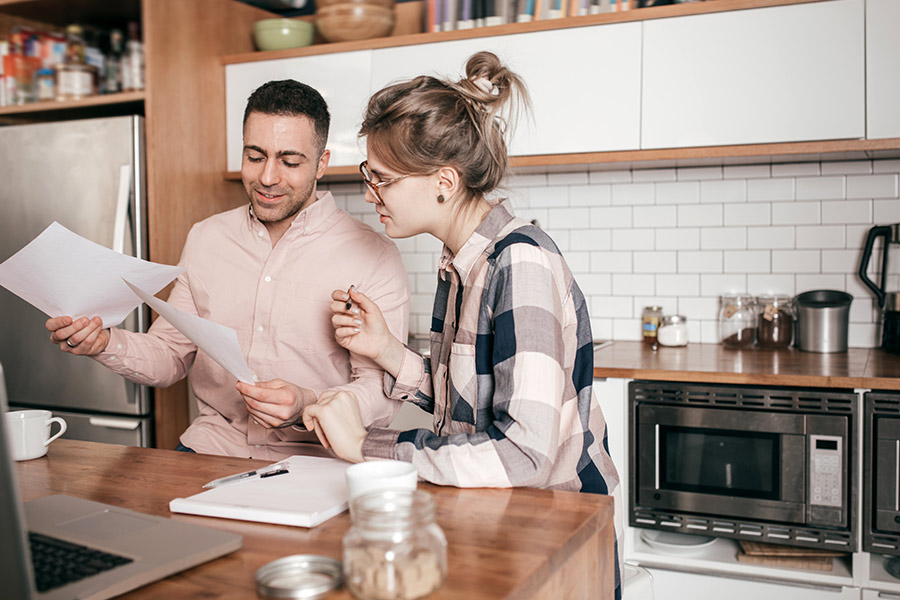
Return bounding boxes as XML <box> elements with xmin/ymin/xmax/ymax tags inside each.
<box><xmin>169</xmin><ymin>455</ymin><xmax>351</xmax><ymax>528</ymax></box>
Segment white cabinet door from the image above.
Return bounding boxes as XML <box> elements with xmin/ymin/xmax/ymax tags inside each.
<box><xmin>371</xmin><ymin>24</ymin><xmax>642</xmax><ymax>156</ymax></box>
<box><xmin>866</xmin><ymin>0</ymin><xmax>900</xmax><ymax>139</ymax></box>
<box><xmin>647</xmin><ymin>568</ymin><xmax>860</xmax><ymax>600</ymax></box>
<box><xmin>225</xmin><ymin>51</ymin><xmax>374</xmax><ymax>171</ymax></box>
<box><xmin>641</xmin><ymin>0</ymin><xmax>865</xmax><ymax>149</ymax></box>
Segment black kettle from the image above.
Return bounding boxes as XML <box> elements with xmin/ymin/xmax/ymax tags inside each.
<box><xmin>858</xmin><ymin>224</ymin><xmax>900</xmax><ymax>353</ymax></box>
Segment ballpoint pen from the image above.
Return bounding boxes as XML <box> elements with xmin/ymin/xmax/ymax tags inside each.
<box><xmin>345</xmin><ymin>285</ymin><xmax>354</xmax><ymax>310</ymax></box>
<box><xmin>202</xmin><ymin>460</ymin><xmax>290</xmax><ymax>489</ymax></box>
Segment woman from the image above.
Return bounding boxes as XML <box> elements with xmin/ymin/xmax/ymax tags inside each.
<box><xmin>305</xmin><ymin>49</ymin><xmax>619</xmax><ymax>495</ymax></box>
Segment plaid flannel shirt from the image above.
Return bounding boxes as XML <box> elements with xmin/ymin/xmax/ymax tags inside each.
<box><xmin>363</xmin><ymin>201</ymin><xmax>620</xmax><ymax>496</ymax></box>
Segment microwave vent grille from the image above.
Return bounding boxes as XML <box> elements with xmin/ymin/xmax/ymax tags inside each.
<box><xmin>632</xmin><ymin>510</ymin><xmax>855</xmax><ymax>551</ymax></box>
<box><xmin>631</xmin><ymin>381</ymin><xmax>855</xmax><ymax>414</ymax></box>
<box><xmin>869</xmin><ymin>392</ymin><xmax>900</xmax><ymax>415</ymax></box>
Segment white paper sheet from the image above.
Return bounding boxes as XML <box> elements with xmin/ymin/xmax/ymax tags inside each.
<box><xmin>123</xmin><ymin>280</ymin><xmax>257</xmax><ymax>384</ymax></box>
<box><xmin>0</xmin><ymin>222</ymin><xmax>183</xmax><ymax>327</ymax></box>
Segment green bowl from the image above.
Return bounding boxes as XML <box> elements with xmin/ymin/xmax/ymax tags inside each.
<box><xmin>253</xmin><ymin>18</ymin><xmax>315</xmax><ymax>51</ymax></box>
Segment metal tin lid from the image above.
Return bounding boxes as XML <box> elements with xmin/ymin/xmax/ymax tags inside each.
<box><xmin>256</xmin><ymin>554</ymin><xmax>342</xmax><ymax>600</ymax></box>
<box><xmin>660</xmin><ymin>314</ymin><xmax>686</xmax><ymax>326</ymax></box>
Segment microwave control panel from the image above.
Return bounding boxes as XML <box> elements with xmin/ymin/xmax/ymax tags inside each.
<box><xmin>809</xmin><ymin>435</ymin><xmax>843</xmax><ymax>510</ymax></box>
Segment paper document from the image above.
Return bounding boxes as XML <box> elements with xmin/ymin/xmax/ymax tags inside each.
<box><xmin>0</xmin><ymin>222</ymin><xmax>183</xmax><ymax>327</ymax></box>
<box><xmin>169</xmin><ymin>455</ymin><xmax>351</xmax><ymax>528</ymax></box>
<box><xmin>124</xmin><ymin>280</ymin><xmax>256</xmax><ymax>384</ymax></box>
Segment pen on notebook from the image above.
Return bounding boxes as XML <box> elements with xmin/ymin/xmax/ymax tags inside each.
<box><xmin>345</xmin><ymin>285</ymin><xmax>354</xmax><ymax>310</ymax></box>
<box><xmin>202</xmin><ymin>461</ymin><xmax>289</xmax><ymax>489</ymax></box>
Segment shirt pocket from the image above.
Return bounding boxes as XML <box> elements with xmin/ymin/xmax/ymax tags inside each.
<box><xmin>445</xmin><ymin>342</ymin><xmax>478</xmax><ymax>431</ymax></box>
<box><xmin>272</xmin><ymin>281</ymin><xmax>336</xmax><ymax>355</ymax></box>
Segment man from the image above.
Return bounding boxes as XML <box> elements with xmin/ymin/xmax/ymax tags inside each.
<box><xmin>45</xmin><ymin>80</ymin><xmax>409</xmax><ymax>459</ymax></box>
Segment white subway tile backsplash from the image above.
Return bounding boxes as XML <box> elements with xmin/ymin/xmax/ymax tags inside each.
<box><xmin>590</xmin><ymin>206</ymin><xmax>632</xmax><ymax>229</ymax></box>
<box><xmin>701</xmin><ymin>227</ymin><xmax>748</xmax><ymax>250</ymax></box>
<box><xmin>634</xmin><ymin>251</ymin><xmax>677</xmax><ymax>273</ymax></box>
<box><xmin>700</xmin><ymin>180</ymin><xmax>746</xmax><ymax>204</ymax></box>
<box><xmin>678</xmin><ymin>251</ymin><xmax>722</xmax><ymax>273</ymax></box>
<box><xmin>748</xmin><ymin>178</ymin><xmax>794</xmax><ymax>202</ymax></box>
<box><xmin>657</xmin><ymin>274</ymin><xmax>700</xmax><ymax>297</ymax></box>
<box><xmin>656</xmin><ymin>227</ymin><xmax>700</xmax><ymax>250</ymax></box>
<box><xmin>748</xmin><ymin>274</ymin><xmax>795</xmax><ymax>295</ymax></box>
<box><xmin>634</xmin><ymin>205</ymin><xmax>677</xmax><ymax>229</ymax></box>
<box><xmin>724</xmin><ymin>203</ymin><xmax>770</xmax><ymax>226</ymax></box>
<box><xmin>847</xmin><ymin>174</ymin><xmax>898</xmax><ymax>199</ymax></box>
<box><xmin>679</xmin><ymin>204</ymin><xmax>723</xmax><ymax>227</ymax></box>
<box><xmin>656</xmin><ymin>181</ymin><xmax>700</xmax><ymax>205</ymax></box>
<box><xmin>821</xmin><ymin>200</ymin><xmax>872</xmax><ymax>224</ymax></box>
<box><xmin>386</xmin><ymin>159</ymin><xmax>893</xmax><ymax>348</ymax></box>
<box><xmin>772</xmin><ymin>250</ymin><xmax>820</xmax><ymax>273</ymax></box>
<box><xmin>724</xmin><ymin>250</ymin><xmax>770</xmax><ymax>273</ymax></box>
<box><xmin>611</xmin><ymin>229</ymin><xmax>655</xmax><ymax>250</ymax></box>
<box><xmin>796</xmin><ymin>226</ymin><xmax>846</xmax><ymax>249</ymax></box>
<box><xmin>611</xmin><ymin>182</ymin><xmax>654</xmax><ymax>206</ymax></box>
<box><xmin>772</xmin><ymin>202</ymin><xmax>820</xmax><ymax>225</ymax></box>
<box><xmin>612</xmin><ymin>274</ymin><xmax>655</xmax><ymax>296</ymax></box>
<box><xmin>748</xmin><ymin>226</ymin><xmax>795</xmax><ymax>249</ymax></box>
<box><xmin>796</xmin><ymin>176</ymin><xmax>844</xmax><ymax>201</ymax></box>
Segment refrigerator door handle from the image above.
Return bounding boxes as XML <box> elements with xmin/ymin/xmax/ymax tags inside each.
<box><xmin>112</xmin><ymin>164</ymin><xmax>132</xmax><ymax>255</ymax></box>
<box><xmin>88</xmin><ymin>416</ymin><xmax>141</xmax><ymax>430</ymax></box>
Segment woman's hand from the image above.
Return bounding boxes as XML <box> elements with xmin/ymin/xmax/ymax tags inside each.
<box><xmin>236</xmin><ymin>379</ymin><xmax>316</xmax><ymax>429</ymax></box>
<box><xmin>330</xmin><ymin>287</ymin><xmax>404</xmax><ymax>374</ymax></box>
<box><xmin>302</xmin><ymin>389</ymin><xmax>366</xmax><ymax>463</ymax></box>
<box><xmin>46</xmin><ymin>316</ymin><xmax>110</xmax><ymax>356</ymax></box>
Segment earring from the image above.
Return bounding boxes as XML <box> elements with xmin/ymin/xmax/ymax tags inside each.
<box><xmin>437</xmin><ymin>194</ymin><xmax>446</xmax><ymax>203</ymax></box>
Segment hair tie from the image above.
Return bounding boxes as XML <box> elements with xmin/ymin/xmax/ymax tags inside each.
<box><xmin>471</xmin><ymin>76</ymin><xmax>499</xmax><ymax>96</ymax></box>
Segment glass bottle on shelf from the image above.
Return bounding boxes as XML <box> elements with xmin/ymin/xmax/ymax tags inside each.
<box><xmin>55</xmin><ymin>24</ymin><xmax>97</xmax><ymax>100</ymax></box>
<box><xmin>103</xmin><ymin>29</ymin><xmax>124</xmax><ymax>94</ymax></box>
<box><xmin>718</xmin><ymin>294</ymin><xmax>756</xmax><ymax>349</ymax></box>
<box><xmin>755</xmin><ymin>295</ymin><xmax>794</xmax><ymax>349</ymax></box>
<box><xmin>121</xmin><ymin>21</ymin><xmax>144</xmax><ymax>92</ymax></box>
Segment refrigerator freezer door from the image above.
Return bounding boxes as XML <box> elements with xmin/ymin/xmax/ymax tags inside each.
<box><xmin>9</xmin><ymin>405</ymin><xmax>152</xmax><ymax>447</ymax></box>
<box><xmin>0</xmin><ymin>116</ymin><xmax>150</xmax><ymax>417</ymax></box>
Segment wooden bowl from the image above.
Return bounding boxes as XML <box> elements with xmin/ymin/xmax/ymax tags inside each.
<box><xmin>315</xmin><ymin>3</ymin><xmax>395</xmax><ymax>43</ymax></box>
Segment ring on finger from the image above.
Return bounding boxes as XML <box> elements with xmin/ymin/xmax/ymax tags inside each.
<box><xmin>65</xmin><ymin>338</ymin><xmax>78</xmax><ymax>348</ymax></box>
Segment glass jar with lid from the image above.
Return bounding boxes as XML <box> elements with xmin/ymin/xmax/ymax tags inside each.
<box><xmin>658</xmin><ymin>315</ymin><xmax>688</xmax><ymax>347</ymax></box>
<box><xmin>343</xmin><ymin>489</ymin><xmax>447</xmax><ymax>600</ymax></box>
<box><xmin>718</xmin><ymin>294</ymin><xmax>756</xmax><ymax>348</ymax></box>
<box><xmin>755</xmin><ymin>294</ymin><xmax>794</xmax><ymax>349</ymax></box>
<box><xmin>642</xmin><ymin>306</ymin><xmax>663</xmax><ymax>345</ymax></box>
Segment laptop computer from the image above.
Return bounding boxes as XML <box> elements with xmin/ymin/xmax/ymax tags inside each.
<box><xmin>0</xmin><ymin>361</ymin><xmax>243</xmax><ymax>600</ymax></box>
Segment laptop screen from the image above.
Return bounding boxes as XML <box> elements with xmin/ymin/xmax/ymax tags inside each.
<box><xmin>0</xmin><ymin>360</ymin><xmax>38</xmax><ymax>599</ymax></box>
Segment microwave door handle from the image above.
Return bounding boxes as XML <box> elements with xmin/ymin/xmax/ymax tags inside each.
<box><xmin>896</xmin><ymin>440</ymin><xmax>899</xmax><ymax>512</ymax></box>
<box><xmin>655</xmin><ymin>424</ymin><xmax>660</xmax><ymax>490</ymax></box>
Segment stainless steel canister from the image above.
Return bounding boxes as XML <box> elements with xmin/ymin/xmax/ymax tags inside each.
<box><xmin>793</xmin><ymin>290</ymin><xmax>853</xmax><ymax>353</ymax></box>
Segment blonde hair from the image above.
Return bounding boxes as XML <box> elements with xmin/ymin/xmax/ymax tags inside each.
<box><xmin>359</xmin><ymin>51</ymin><xmax>530</xmax><ymax>203</ymax></box>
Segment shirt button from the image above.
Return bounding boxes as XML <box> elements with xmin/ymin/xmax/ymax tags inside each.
<box><xmin>264</xmin><ymin>275</ymin><xmax>271</xmax><ymax>282</ymax></box>
<box><xmin>255</xmin><ymin>445</ymin><xmax>261</xmax><ymax>449</ymax></box>
<box><xmin>257</xmin><ymin>231</ymin><xmax>265</xmax><ymax>238</ymax></box>
<box><xmin>116</xmin><ymin>343</ymin><xmax>123</xmax><ymax>351</ymax></box>
<box><xmin>257</xmin><ymin>325</ymin><xmax>264</xmax><ymax>332</ymax></box>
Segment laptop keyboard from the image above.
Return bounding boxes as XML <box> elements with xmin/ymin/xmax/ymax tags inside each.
<box><xmin>28</xmin><ymin>532</ymin><xmax>133</xmax><ymax>592</ymax></box>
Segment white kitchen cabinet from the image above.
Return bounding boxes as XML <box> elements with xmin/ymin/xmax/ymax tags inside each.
<box><xmin>647</xmin><ymin>567</ymin><xmax>860</xmax><ymax>600</ymax></box>
<box><xmin>225</xmin><ymin>50</ymin><xmax>374</xmax><ymax>171</ymax></box>
<box><xmin>641</xmin><ymin>0</ymin><xmax>865</xmax><ymax>149</ymax></box>
<box><xmin>370</xmin><ymin>24</ymin><xmax>642</xmax><ymax>157</ymax></box>
<box><xmin>866</xmin><ymin>0</ymin><xmax>900</xmax><ymax>139</ymax></box>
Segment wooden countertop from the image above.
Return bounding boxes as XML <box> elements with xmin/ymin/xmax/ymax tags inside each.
<box><xmin>593</xmin><ymin>341</ymin><xmax>900</xmax><ymax>390</ymax></box>
<box><xmin>16</xmin><ymin>440</ymin><xmax>616</xmax><ymax>600</ymax></box>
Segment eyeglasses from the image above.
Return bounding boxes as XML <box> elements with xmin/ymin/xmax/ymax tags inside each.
<box><xmin>359</xmin><ymin>161</ymin><xmax>411</xmax><ymax>204</ymax></box>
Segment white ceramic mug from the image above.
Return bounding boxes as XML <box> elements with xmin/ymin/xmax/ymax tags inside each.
<box><xmin>345</xmin><ymin>460</ymin><xmax>417</xmax><ymax>501</ymax></box>
<box><xmin>5</xmin><ymin>410</ymin><xmax>67</xmax><ymax>461</ymax></box>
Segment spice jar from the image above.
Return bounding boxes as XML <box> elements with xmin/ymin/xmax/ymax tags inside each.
<box><xmin>658</xmin><ymin>315</ymin><xmax>688</xmax><ymax>347</ymax></box>
<box><xmin>642</xmin><ymin>306</ymin><xmax>663</xmax><ymax>345</ymax></box>
<box><xmin>756</xmin><ymin>295</ymin><xmax>794</xmax><ymax>349</ymax></box>
<box><xmin>718</xmin><ymin>294</ymin><xmax>756</xmax><ymax>348</ymax></box>
<box><xmin>343</xmin><ymin>489</ymin><xmax>447</xmax><ymax>600</ymax></box>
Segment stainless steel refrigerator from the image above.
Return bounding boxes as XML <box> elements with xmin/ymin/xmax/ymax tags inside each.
<box><xmin>0</xmin><ymin>115</ymin><xmax>152</xmax><ymax>446</ymax></box>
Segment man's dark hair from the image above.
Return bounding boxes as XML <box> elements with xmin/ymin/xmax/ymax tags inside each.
<box><xmin>243</xmin><ymin>79</ymin><xmax>331</xmax><ymax>156</ymax></box>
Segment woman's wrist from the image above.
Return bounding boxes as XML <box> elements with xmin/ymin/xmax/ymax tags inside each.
<box><xmin>374</xmin><ymin>335</ymin><xmax>405</xmax><ymax>378</ymax></box>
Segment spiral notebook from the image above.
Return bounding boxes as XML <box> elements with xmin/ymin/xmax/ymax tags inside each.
<box><xmin>169</xmin><ymin>455</ymin><xmax>351</xmax><ymax>528</ymax></box>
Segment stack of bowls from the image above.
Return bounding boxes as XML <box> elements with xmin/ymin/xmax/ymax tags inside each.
<box><xmin>315</xmin><ymin>0</ymin><xmax>395</xmax><ymax>43</ymax></box>
<box><xmin>253</xmin><ymin>18</ymin><xmax>315</xmax><ymax>51</ymax></box>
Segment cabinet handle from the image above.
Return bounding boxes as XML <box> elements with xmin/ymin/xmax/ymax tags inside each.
<box><xmin>88</xmin><ymin>417</ymin><xmax>140</xmax><ymax>430</ymax></box>
<box><xmin>112</xmin><ymin>164</ymin><xmax>132</xmax><ymax>255</ymax></box>
<box><xmin>655</xmin><ymin>424</ymin><xmax>660</xmax><ymax>490</ymax></box>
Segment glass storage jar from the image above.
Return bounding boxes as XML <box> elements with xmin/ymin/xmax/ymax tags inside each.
<box><xmin>343</xmin><ymin>489</ymin><xmax>447</xmax><ymax>600</ymax></box>
<box><xmin>658</xmin><ymin>315</ymin><xmax>688</xmax><ymax>347</ymax></box>
<box><xmin>756</xmin><ymin>295</ymin><xmax>794</xmax><ymax>349</ymax></box>
<box><xmin>642</xmin><ymin>305</ymin><xmax>663</xmax><ymax>345</ymax></box>
<box><xmin>718</xmin><ymin>294</ymin><xmax>756</xmax><ymax>348</ymax></box>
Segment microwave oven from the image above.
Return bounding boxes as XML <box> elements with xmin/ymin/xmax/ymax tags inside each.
<box><xmin>864</xmin><ymin>390</ymin><xmax>900</xmax><ymax>555</ymax></box>
<box><xmin>629</xmin><ymin>380</ymin><xmax>858</xmax><ymax>551</ymax></box>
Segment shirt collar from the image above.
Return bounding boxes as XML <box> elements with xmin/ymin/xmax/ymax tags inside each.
<box><xmin>439</xmin><ymin>200</ymin><xmax>515</xmax><ymax>285</ymax></box>
<box><xmin>246</xmin><ymin>191</ymin><xmax>338</xmax><ymax>239</ymax></box>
